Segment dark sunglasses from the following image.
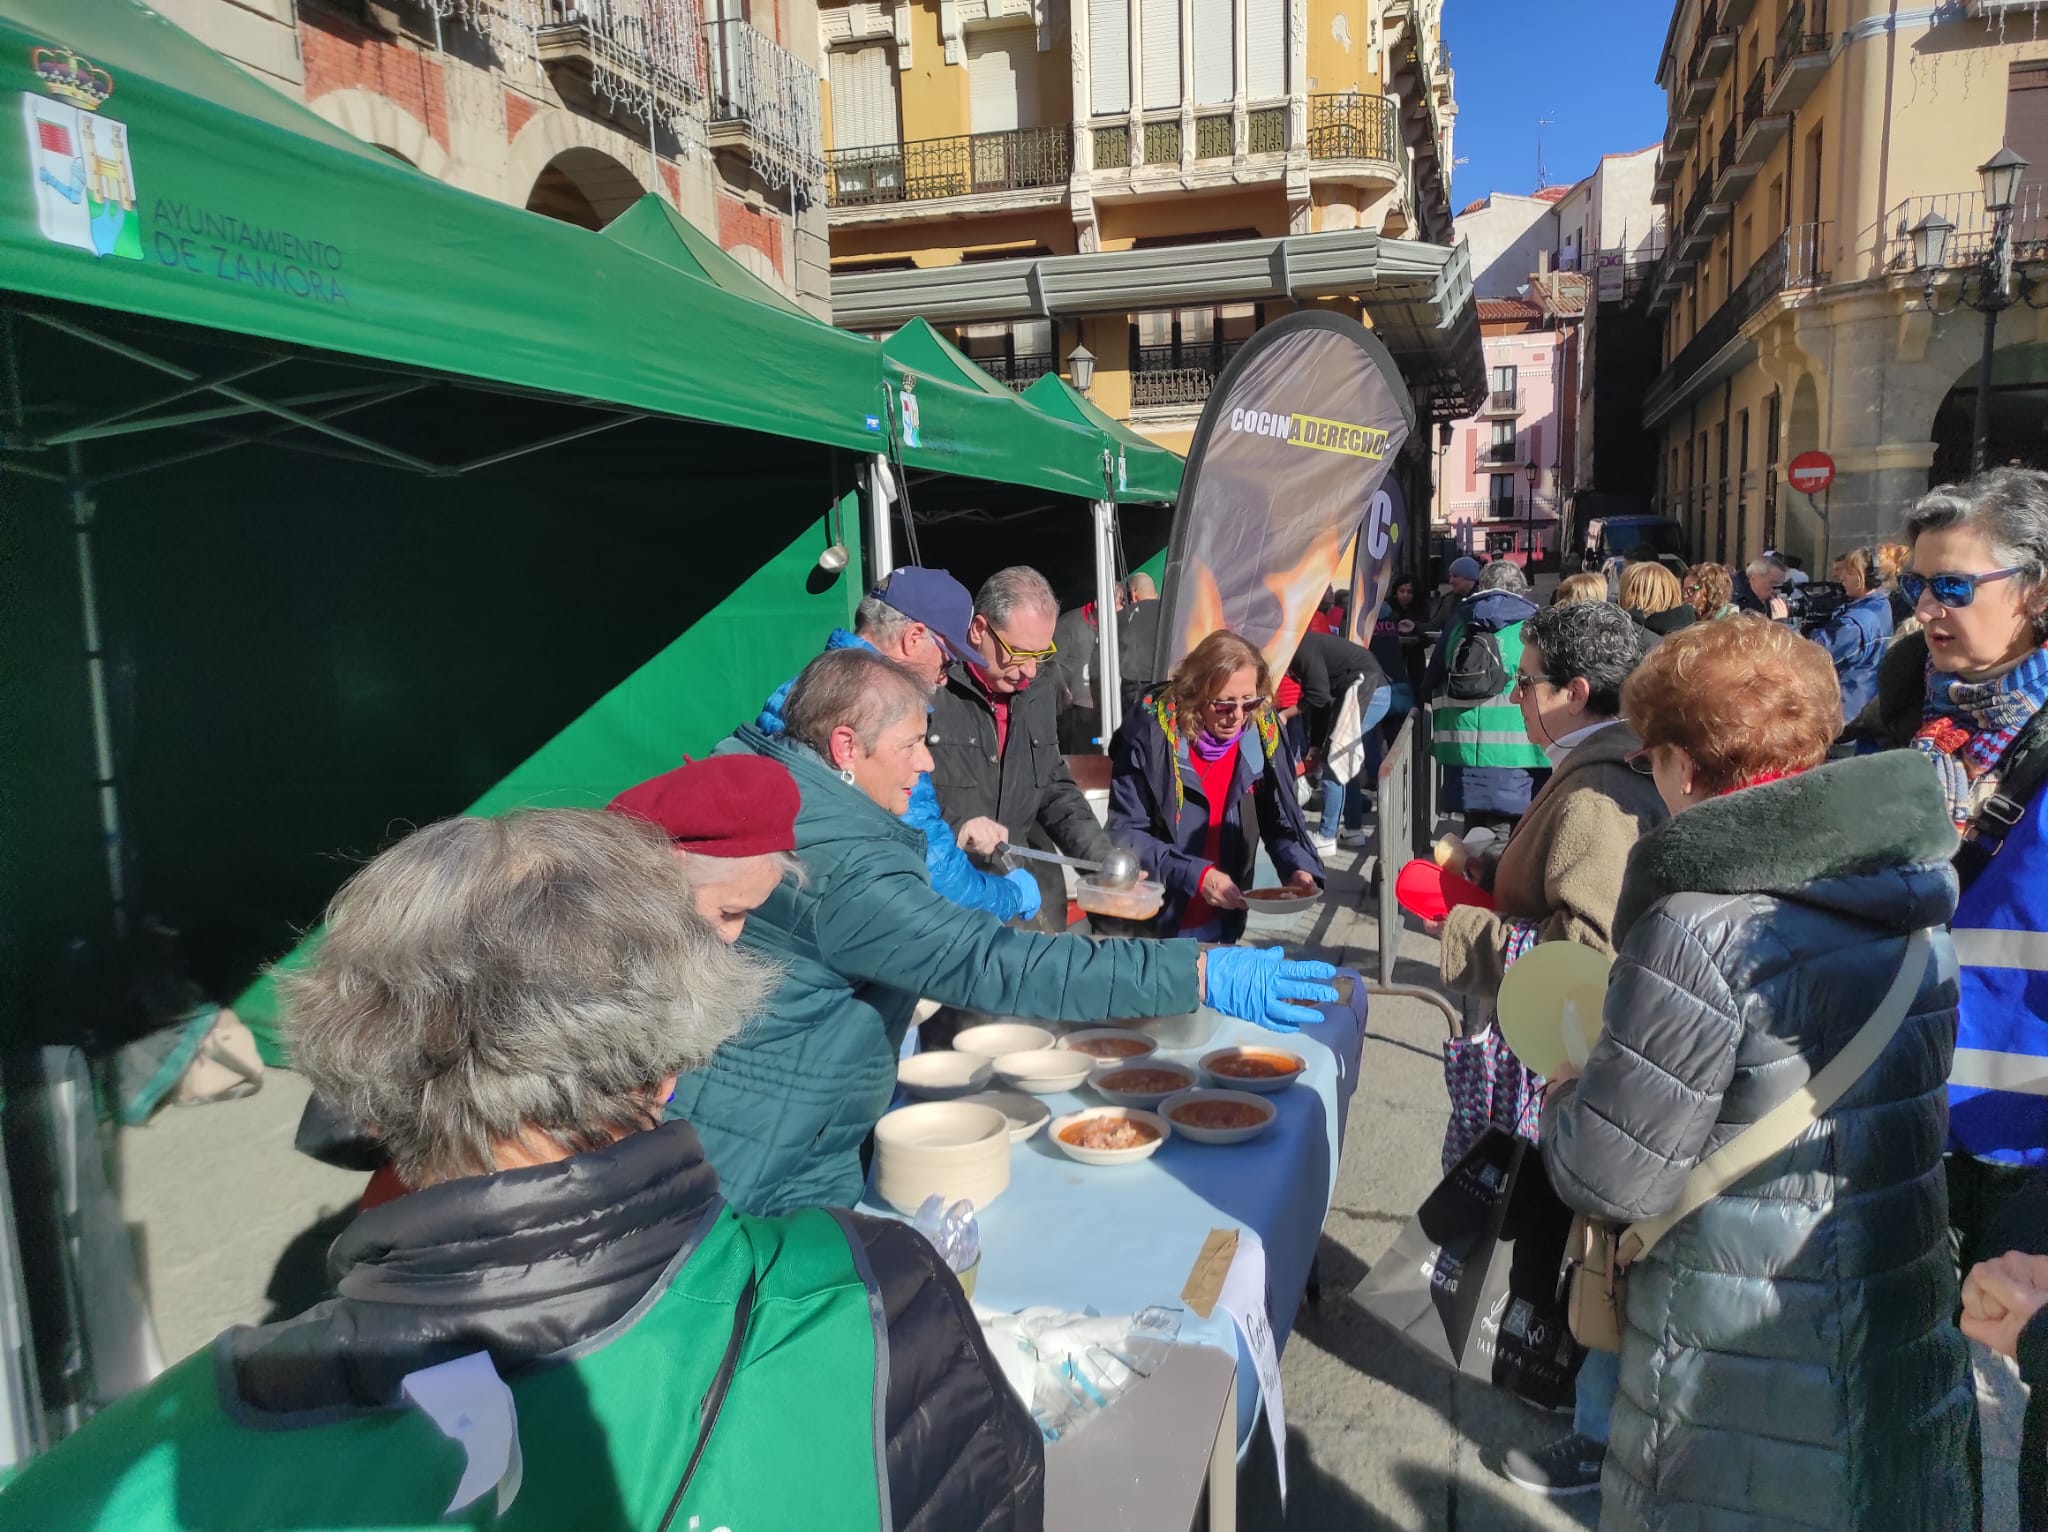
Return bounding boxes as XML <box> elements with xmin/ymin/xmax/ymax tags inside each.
<box><xmin>1897</xmin><ymin>568</ymin><xmax>2022</xmax><ymax>609</ymax></box>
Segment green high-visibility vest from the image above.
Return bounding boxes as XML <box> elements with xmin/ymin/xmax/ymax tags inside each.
<box><xmin>1433</xmin><ymin>618</ymin><xmax>1551</xmax><ymax>770</ymax></box>
<box><xmin>1</xmin><ymin>1206</ymin><xmax>888</xmax><ymax>1531</ymax></box>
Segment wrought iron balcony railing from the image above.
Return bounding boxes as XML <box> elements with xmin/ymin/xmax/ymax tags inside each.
<box><xmin>1131</xmin><ymin>339</ymin><xmax>1245</xmax><ymax>408</ymax></box>
<box><xmin>703</xmin><ymin>15</ymin><xmax>823</xmax><ymax>192</ymax></box>
<box><xmin>1775</xmin><ymin>0</ymin><xmax>1830</xmax><ymax>72</ymax></box>
<box><xmin>1481</xmin><ymin>388</ymin><xmax>1520</xmax><ymax>415</ymax></box>
<box><xmin>1480</xmin><ymin>441</ymin><xmax>1520</xmax><ymax>465</ymax></box>
<box><xmin>536</xmin><ymin>0</ymin><xmax>707</xmax><ymax>146</ymax></box>
<box><xmin>1307</xmin><ymin>93</ymin><xmax>1398</xmax><ymax>162</ymax></box>
<box><xmin>825</xmin><ymin>124</ymin><xmax>1072</xmax><ymax>208</ymax></box>
<box><xmin>976</xmin><ymin>353</ymin><xmax>1056</xmax><ymax>389</ymax></box>
<box><xmin>1647</xmin><ymin>221</ymin><xmax>1829</xmax><ymax>416</ymax></box>
<box><xmin>1884</xmin><ymin>188</ymin><xmax>2048</xmax><ymax>272</ymax></box>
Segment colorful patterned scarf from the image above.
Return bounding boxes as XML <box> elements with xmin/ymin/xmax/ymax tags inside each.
<box><xmin>1150</xmin><ymin>696</ymin><xmax>1282</xmax><ymax>811</ymax></box>
<box><xmin>1912</xmin><ymin>641</ymin><xmax>2048</xmax><ymax>828</ymax></box>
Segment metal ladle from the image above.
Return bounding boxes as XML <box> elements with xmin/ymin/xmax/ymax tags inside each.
<box><xmin>1095</xmin><ymin>846</ymin><xmax>1142</xmax><ymax>889</ymax></box>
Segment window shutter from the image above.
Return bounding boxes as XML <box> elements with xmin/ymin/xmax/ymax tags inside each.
<box><xmin>1465</xmin><ymin>425</ymin><xmax>1477</xmax><ymax>484</ymax></box>
<box><xmin>1245</xmin><ymin>0</ymin><xmax>1285</xmax><ymax>101</ymax></box>
<box><xmin>967</xmin><ymin>27</ymin><xmax>1038</xmax><ymax>133</ymax></box>
<box><xmin>1089</xmin><ymin>0</ymin><xmax>1131</xmax><ymax>116</ymax></box>
<box><xmin>829</xmin><ymin>46</ymin><xmax>899</xmax><ymax>150</ymax></box>
<box><xmin>1141</xmin><ymin>0</ymin><xmax>1180</xmax><ymax>110</ymax></box>
<box><xmin>2008</xmin><ymin>63</ymin><xmax>2048</xmax><ymax>239</ymax></box>
<box><xmin>1193</xmin><ymin>0</ymin><xmax>1233</xmax><ymax>105</ymax></box>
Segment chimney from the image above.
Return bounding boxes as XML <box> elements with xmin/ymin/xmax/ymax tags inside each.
<box><xmin>1537</xmin><ymin>249</ymin><xmax>1554</xmax><ymax>276</ymax></box>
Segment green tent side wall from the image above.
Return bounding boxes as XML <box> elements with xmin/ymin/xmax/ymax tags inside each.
<box><xmin>230</xmin><ymin>488</ymin><xmax>863</xmax><ymax>1061</ymax></box>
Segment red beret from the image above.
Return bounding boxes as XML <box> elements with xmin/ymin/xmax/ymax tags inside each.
<box><xmin>606</xmin><ymin>756</ymin><xmax>799</xmax><ymax>858</ymax></box>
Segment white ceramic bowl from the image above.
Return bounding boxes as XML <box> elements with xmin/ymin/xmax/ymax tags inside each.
<box><xmin>1091</xmin><ymin>1060</ymin><xmax>1200</xmax><ymax>1108</ymax></box>
<box><xmin>1049</xmin><ymin>1107</ymin><xmax>1172</xmax><ymax>1166</ymax></box>
<box><xmin>1059</xmin><ymin>1028</ymin><xmax>1158</xmax><ymax>1070</ymax></box>
<box><xmin>1160</xmin><ymin>1088</ymin><xmax>1278</xmax><ymax>1146</ymax></box>
<box><xmin>897</xmin><ymin>1051</ymin><xmax>993</xmax><ymax>1101</ymax></box>
<box><xmin>953</xmin><ymin>1022</ymin><xmax>1055</xmax><ymax>1060</ymax></box>
<box><xmin>1120</xmin><ymin>1008</ymin><xmax>1224</xmax><ymax>1050</ymax></box>
<box><xmin>959</xmin><ymin>1090</ymin><xmax>1052</xmax><ymax>1142</ymax></box>
<box><xmin>1198</xmin><ymin>1045</ymin><xmax>1308</xmax><ymax>1095</ymax></box>
<box><xmin>872</xmin><ymin>1101</ymin><xmax>1012</xmax><ymax>1214</ymax></box>
<box><xmin>991</xmin><ymin>1049</ymin><xmax>1095</xmax><ymax>1096</ymax></box>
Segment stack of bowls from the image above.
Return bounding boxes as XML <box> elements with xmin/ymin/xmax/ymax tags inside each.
<box><xmin>872</xmin><ymin>1100</ymin><xmax>1012</xmax><ymax>1215</ymax></box>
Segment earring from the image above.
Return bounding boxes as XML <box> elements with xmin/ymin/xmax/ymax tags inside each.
<box><xmin>840</xmin><ymin>768</ymin><xmax>857</xmax><ymax>785</ymax></box>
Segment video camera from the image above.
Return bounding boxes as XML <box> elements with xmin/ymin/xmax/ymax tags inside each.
<box><xmin>1784</xmin><ymin>580</ymin><xmax>1851</xmax><ymax>627</ymax></box>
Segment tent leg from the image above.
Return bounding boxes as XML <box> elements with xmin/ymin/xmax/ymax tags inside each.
<box><xmin>868</xmin><ymin>453</ymin><xmax>896</xmax><ymax>582</ymax></box>
<box><xmin>1093</xmin><ymin>500</ymin><xmax>1123</xmax><ymax>749</ymax></box>
<box><xmin>67</xmin><ymin>446</ymin><xmax>127</xmax><ymax>940</ymax></box>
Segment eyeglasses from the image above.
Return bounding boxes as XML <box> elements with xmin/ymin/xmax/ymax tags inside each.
<box><xmin>1626</xmin><ymin>748</ymin><xmax>1656</xmax><ymax>777</ymax></box>
<box><xmin>1209</xmin><ymin>696</ymin><xmax>1268</xmax><ymax>717</ymax></box>
<box><xmin>1507</xmin><ymin>671</ymin><xmax>1548</xmax><ymax>699</ymax></box>
<box><xmin>1896</xmin><ymin>568</ymin><xmax>2023</xmax><ymax>610</ymax></box>
<box><xmin>989</xmin><ymin>626</ymin><xmax>1057</xmax><ymax>663</ymax></box>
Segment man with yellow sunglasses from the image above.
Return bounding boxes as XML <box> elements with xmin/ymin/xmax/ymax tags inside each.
<box><xmin>929</xmin><ymin>566</ymin><xmax>1118</xmax><ymax>931</ymax></box>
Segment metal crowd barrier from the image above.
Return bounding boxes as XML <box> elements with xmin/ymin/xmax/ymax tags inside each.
<box><xmin>1360</xmin><ymin>710</ymin><xmax>1460</xmax><ymax>1034</ymax></box>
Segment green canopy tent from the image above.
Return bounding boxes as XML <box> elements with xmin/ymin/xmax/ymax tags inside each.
<box><xmin>599</xmin><ymin>194</ymin><xmax>819</xmax><ymax>322</ymax></box>
<box><xmin>1020</xmin><ymin>371</ymin><xmax>1183</xmax><ymax>507</ymax></box>
<box><xmin>0</xmin><ymin>0</ymin><xmax>933</xmax><ymax>1058</ymax></box>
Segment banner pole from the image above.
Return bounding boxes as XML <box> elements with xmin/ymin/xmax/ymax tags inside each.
<box><xmin>1093</xmin><ymin>499</ymin><xmax>1124</xmax><ymax>747</ymax></box>
<box><xmin>868</xmin><ymin>454</ymin><xmax>896</xmax><ymax>582</ymax></box>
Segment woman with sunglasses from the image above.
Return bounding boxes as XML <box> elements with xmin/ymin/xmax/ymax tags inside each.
<box><xmin>1850</xmin><ymin>470</ymin><xmax>2048</xmax><ymax>1302</ymax></box>
<box><xmin>1107</xmin><ymin>629</ymin><xmax>1325</xmax><ymax>941</ymax></box>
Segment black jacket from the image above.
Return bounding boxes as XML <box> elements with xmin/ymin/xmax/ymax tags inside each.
<box><xmin>929</xmin><ymin>661</ymin><xmax>1112</xmax><ymax>925</ymax></box>
<box><xmin>1544</xmin><ymin>753</ymin><xmax>1971</xmax><ymax>1531</ymax></box>
<box><xmin>226</xmin><ymin>1121</ymin><xmax>1044</xmax><ymax>1531</ymax></box>
<box><xmin>1630</xmin><ymin>603</ymin><xmax>1697</xmax><ymax>647</ymax></box>
<box><xmin>1288</xmin><ymin>630</ymin><xmax>1387</xmax><ymax>748</ymax></box>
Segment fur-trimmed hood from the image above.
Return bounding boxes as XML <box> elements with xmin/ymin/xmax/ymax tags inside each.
<box><xmin>1614</xmin><ymin>750</ymin><xmax>1959</xmax><ymax>944</ymax></box>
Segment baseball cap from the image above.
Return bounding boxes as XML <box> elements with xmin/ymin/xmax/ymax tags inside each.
<box><xmin>870</xmin><ymin>566</ymin><xmax>978</xmax><ymax>660</ymax></box>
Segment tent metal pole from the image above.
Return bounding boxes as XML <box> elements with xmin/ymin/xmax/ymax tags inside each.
<box><xmin>450</xmin><ymin>411</ymin><xmax>643</xmax><ymax>474</ymax></box>
<box><xmin>67</xmin><ymin>444</ymin><xmax>128</xmax><ymax>940</ymax></box>
<box><xmin>27</xmin><ymin>314</ymin><xmax>444</xmax><ymax>475</ymax></box>
<box><xmin>869</xmin><ymin>453</ymin><xmax>896</xmax><ymax>581</ymax></box>
<box><xmin>1093</xmin><ymin>499</ymin><xmax>1123</xmax><ymax>748</ymax></box>
<box><xmin>39</xmin><ymin>359</ymin><xmax>286</xmax><ymax>445</ymax></box>
<box><xmin>84</xmin><ymin>384</ymin><xmax>435</xmax><ymax>486</ymax></box>
<box><xmin>1</xmin><ymin>308</ymin><xmax>24</xmax><ymax>436</ymax></box>
<box><xmin>50</xmin><ymin>381</ymin><xmax>408</xmax><ymax>446</ymax></box>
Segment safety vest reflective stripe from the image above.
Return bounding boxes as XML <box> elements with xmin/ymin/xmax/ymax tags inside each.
<box><xmin>1436</xmin><ymin>726</ymin><xmax>1541</xmax><ymax>745</ymax></box>
<box><xmin>1952</xmin><ymin>1049</ymin><xmax>2048</xmax><ymax>1095</ymax></box>
<box><xmin>1953</xmin><ymin>928</ymin><xmax>2048</xmax><ymax>972</ymax></box>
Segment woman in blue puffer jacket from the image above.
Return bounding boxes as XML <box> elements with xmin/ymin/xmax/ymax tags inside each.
<box><xmin>1803</xmin><ymin>545</ymin><xmax>1896</xmax><ymax>723</ymax></box>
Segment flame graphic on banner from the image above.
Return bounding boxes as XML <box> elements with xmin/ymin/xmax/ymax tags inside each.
<box><xmin>1148</xmin><ymin>312</ymin><xmax>1416</xmax><ymax>690</ymax></box>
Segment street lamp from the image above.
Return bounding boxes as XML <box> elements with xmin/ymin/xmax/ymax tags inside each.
<box><xmin>1066</xmin><ymin>341</ymin><xmax>1096</xmax><ymax>395</ymax></box>
<box><xmin>1524</xmin><ymin>459</ymin><xmax>1539</xmax><ymax>564</ymax></box>
<box><xmin>1914</xmin><ymin>146</ymin><xmax>2044</xmax><ymax>472</ymax></box>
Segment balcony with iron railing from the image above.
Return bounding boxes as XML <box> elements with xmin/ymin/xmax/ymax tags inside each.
<box><xmin>825</xmin><ymin>124</ymin><xmax>1072</xmax><ymax>209</ymax></box>
<box><xmin>1766</xmin><ymin>0</ymin><xmax>1831</xmax><ymax>114</ymax></box>
<box><xmin>974</xmin><ymin>352</ymin><xmax>1055</xmax><ymax>389</ymax></box>
<box><xmin>1480</xmin><ymin>388</ymin><xmax>1521</xmax><ymax>417</ymax></box>
<box><xmin>1131</xmin><ymin>339</ymin><xmax>1246</xmax><ymax>409</ymax></box>
<box><xmin>1734</xmin><ymin>57</ymin><xmax>1789</xmax><ymax>165</ymax></box>
<box><xmin>1884</xmin><ymin>186</ymin><xmax>2048</xmax><ymax>273</ymax></box>
<box><xmin>1646</xmin><ymin>221</ymin><xmax>1830</xmax><ymax>418</ymax></box>
<box><xmin>536</xmin><ymin>0</ymin><xmax>708</xmax><ymax>135</ymax></box>
<box><xmin>1307</xmin><ymin>93</ymin><xmax>1400</xmax><ymax>178</ymax></box>
<box><xmin>1480</xmin><ymin>440</ymin><xmax>1520</xmax><ymax>466</ymax></box>
<box><xmin>703</xmin><ymin>15</ymin><xmax>824</xmax><ymax>193</ymax></box>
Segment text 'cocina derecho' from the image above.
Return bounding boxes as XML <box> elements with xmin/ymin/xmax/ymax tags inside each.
<box><xmin>1227</xmin><ymin>406</ymin><xmax>1390</xmax><ymax>461</ymax></box>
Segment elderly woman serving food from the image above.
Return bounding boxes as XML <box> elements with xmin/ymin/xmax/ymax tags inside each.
<box><xmin>669</xmin><ymin>646</ymin><xmax>1341</xmax><ymax>1216</ymax></box>
<box><xmin>1107</xmin><ymin>628</ymin><xmax>1324</xmax><ymax>940</ymax></box>
<box><xmin>3</xmin><ymin>808</ymin><xmax>1042</xmax><ymax>1531</ymax></box>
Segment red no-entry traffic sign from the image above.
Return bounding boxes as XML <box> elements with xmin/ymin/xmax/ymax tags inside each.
<box><xmin>1787</xmin><ymin>451</ymin><xmax>1835</xmax><ymax>495</ymax></box>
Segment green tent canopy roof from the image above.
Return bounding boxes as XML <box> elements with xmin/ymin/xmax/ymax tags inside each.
<box><xmin>599</xmin><ymin>194</ymin><xmax>817</xmax><ymax>322</ymax></box>
<box><xmin>2</xmin><ymin>0</ymin><xmax>889</xmax><ymax>454</ymax></box>
<box><xmin>1021</xmin><ymin>372</ymin><xmax>1182</xmax><ymax>504</ymax></box>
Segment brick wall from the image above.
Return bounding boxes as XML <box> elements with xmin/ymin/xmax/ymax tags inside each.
<box><xmin>504</xmin><ymin>88</ymin><xmax>536</xmax><ymax>143</ymax></box>
<box><xmin>300</xmin><ymin>10</ymin><xmax>448</xmax><ymax>151</ymax></box>
<box><xmin>717</xmin><ymin>196</ymin><xmax>783</xmax><ymax>278</ymax></box>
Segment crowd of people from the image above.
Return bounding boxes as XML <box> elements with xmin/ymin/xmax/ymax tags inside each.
<box><xmin>8</xmin><ymin>466</ymin><xmax>2048</xmax><ymax>1530</ymax></box>
<box><xmin>1422</xmin><ymin>468</ymin><xmax>2048</xmax><ymax>1530</ymax></box>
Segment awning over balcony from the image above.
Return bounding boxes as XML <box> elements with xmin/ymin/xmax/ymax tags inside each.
<box><xmin>832</xmin><ymin>230</ymin><xmax>1485</xmax><ymax>419</ymax></box>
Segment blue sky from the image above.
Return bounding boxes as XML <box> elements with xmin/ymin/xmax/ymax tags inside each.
<box><xmin>1439</xmin><ymin>3</ymin><xmax>1671</xmax><ymax>208</ymax></box>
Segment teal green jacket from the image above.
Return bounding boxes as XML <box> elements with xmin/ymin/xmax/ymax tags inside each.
<box><xmin>670</xmin><ymin>725</ymin><xmax>1203</xmax><ymax>1215</ymax></box>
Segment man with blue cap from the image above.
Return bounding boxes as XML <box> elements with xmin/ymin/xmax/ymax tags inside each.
<box><xmin>758</xmin><ymin>566</ymin><xmax>1041</xmax><ymax>923</ymax></box>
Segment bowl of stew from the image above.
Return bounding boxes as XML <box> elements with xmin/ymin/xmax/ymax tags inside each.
<box><xmin>1060</xmin><ymin>1029</ymin><xmax>1158</xmax><ymax>1070</ymax></box>
<box><xmin>1161</xmin><ymin>1088</ymin><xmax>1277</xmax><ymax>1145</ymax></box>
<box><xmin>1091</xmin><ymin>1061</ymin><xmax>1199</xmax><ymax>1108</ymax></box>
<box><xmin>1049</xmin><ymin>1107</ymin><xmax>1172</xmax><ymax>1166</ymax></box>
<box><xmin>1198</xmin><ymin>1046</ymin><xmax>1307</xmax><ymax>1094</ymax></box>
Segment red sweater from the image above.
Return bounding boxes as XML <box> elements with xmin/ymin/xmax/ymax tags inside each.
<box><xmin>1179</xmin><ymin>746</ymin><xmax>1239</xmax><ymax>930</ymax></box>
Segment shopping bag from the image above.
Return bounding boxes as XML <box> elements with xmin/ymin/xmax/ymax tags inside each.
<box><xmin>1440</xmin><ymin>1022</ymin><xmax>1545</xmax><ymax>1174</ymax></box>
<box><xmin>1353</xmin><ymin>1130</ymin><xmax>1582</xmax><ymax>1410</ymax></box>
<box><xmin>1326</xmin><ymin>678</ymin><xmax>1367</xmax><ymax>785</ymax></box>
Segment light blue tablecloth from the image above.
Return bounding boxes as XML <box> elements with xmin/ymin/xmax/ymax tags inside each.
<box><xmin>868</xmin><ymin>978</ymin><xmax>1366</xmax><ymax>1447</ymax></box>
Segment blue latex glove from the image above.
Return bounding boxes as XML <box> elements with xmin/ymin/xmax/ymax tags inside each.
<box><xmin>1004</xmin><ymin>867</ymin><xmax>1043</xmax><ymax>921</ymax></box>
<box><xmin>1202</xmin><ymin>946</ymin><xmax>1341</xmax><ymax>1033</ymax></box>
